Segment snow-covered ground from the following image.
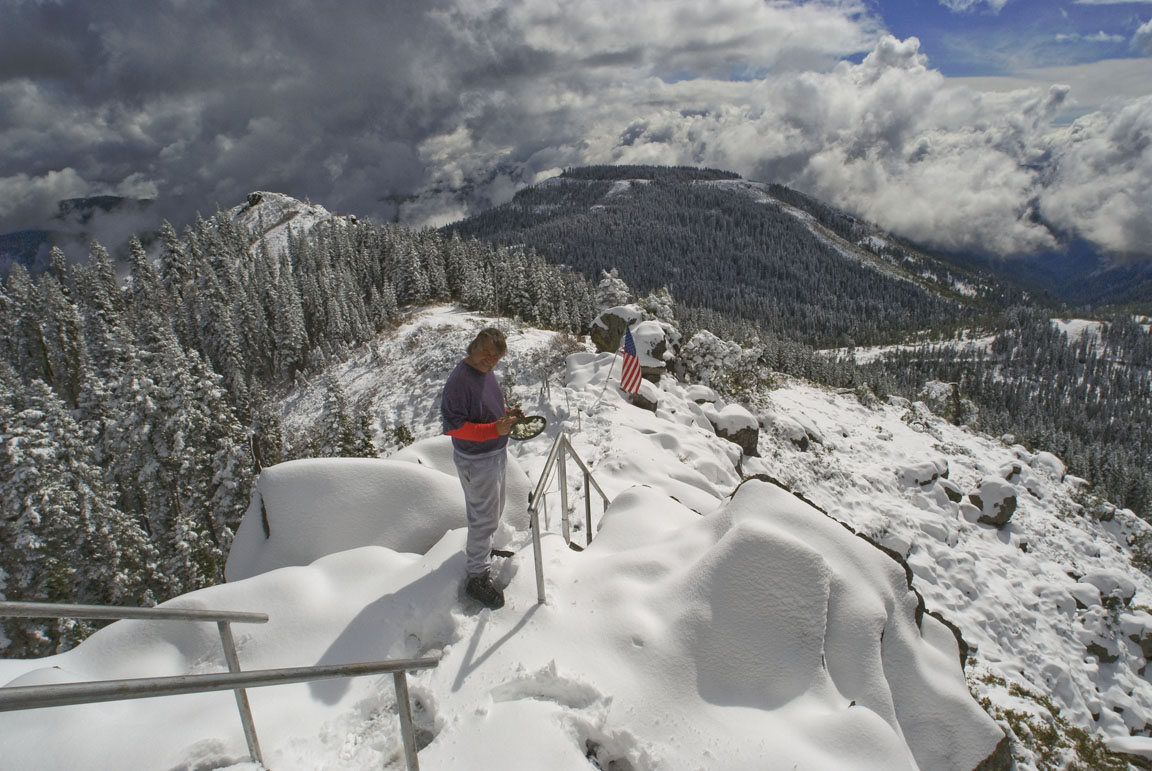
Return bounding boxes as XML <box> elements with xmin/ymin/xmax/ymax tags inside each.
<box><xmin>1052</xmin><ymin>318</ymin><xmax>1104</xmax><ymax>345</ymax></box>
<box><xmin>826</xmin><ymin>330</ymin><xmax>998</xmax><ymax>365</ymax></box>
<box><xmin>3</xmin><ymin>305</ymin><xmax>1152</xmax><ymax>769</ymax></box>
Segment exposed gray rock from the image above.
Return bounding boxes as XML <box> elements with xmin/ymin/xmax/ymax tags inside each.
<box><xmin>972</xmin><ymin>734</ymin><xmax>1012</xmax><ymax>771</ymax></box>
<box><xmin>938</xmin><ymin>478</ymin><xmax>964</xmax><ymax>503</ymax></box>
<box><xmin>590</xmin><ymin>309</ymin><xmax>633</xmax><ymax>353</ymax></box>
<box><xmin>631</xmin><ymin>389</ymin><xmax>658</xmax><ymax>413</ymax></box>
<box><xmin>716</xmin><ymin>425</ymin><xmax>759</xmax><ymax>457</ymax></box>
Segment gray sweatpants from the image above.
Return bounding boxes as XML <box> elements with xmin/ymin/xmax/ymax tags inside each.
<box><xmin>453</xmin><ymin>448</ymin><xmax>507</xmax><ymax>577</ymax></box>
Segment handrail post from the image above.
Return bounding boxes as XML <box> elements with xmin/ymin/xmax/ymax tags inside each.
<box><xmin>530</xmin><ymin>499</ymin><xmax>547</xmax><ymax>604</ymax></box>
<box><xmin>217</xmin><ymin>621</ymin><xmax>263</xmax><ymax>766</ymax></box>
<box><xmin>393</xmin><ymin>671</ymin><xmax>421</xmax><ymax>770</ymax></box>
<box><xmin>584</xmin><ymin>473</ymin><xmax>593</xmax><ymax>547</ymax></box>
<box><xmin>558</xmin><ymin>444</ymin><xmax>570</xmax><ymax>543</ymax></box>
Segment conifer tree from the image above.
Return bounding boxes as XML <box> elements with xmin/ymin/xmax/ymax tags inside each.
<box><xmin>0</xmin><ymin>375</ymin><xmax>158</xmax><ymax>656</ymax></box>
<box><xmin>596</xmin><ymin>268</ymin><xmax>632</xmax><ymax>309</ymax></box>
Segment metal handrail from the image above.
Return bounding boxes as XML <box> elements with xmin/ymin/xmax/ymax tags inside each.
<box><xmin>0</xmin><ymin>602</ymin><xmax>439</xmax><ymax>770</ymax></box>
<box><xmin>1</xmin><ymin>600</ymin><xmax>269</xmax><ymax>765</ymax></box>
<box><xmin>0</xmin><ymin>658</ymin><xmax>440</xmax><ymax>709</ymax></box>
<box><xmin>0</xmin><ymin>600</ymin><xmax>268</xmax><ymax>624</ymax></box>
<box><xmin>528</xmin><ymin>432</ymin><xmax>611</xmax><ymax>604</ymax></box>
<box><xmin>0</xmin><ymin>657</ymin><xmax>441</xmax><ymax>770</ymax></box>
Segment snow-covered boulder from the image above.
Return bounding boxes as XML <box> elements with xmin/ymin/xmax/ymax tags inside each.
<box><xmin>712</xmin><ymin>403</ymin><xmax>759</xmax><ymax>457</ymax></box>
<box><xmin>937</xmin><ymin>477</ymin><xmax>965</xmax><ymax>503</ymax></box>
<box><xmin>1080</xmin><ymin>569</ymin><xmax>1137</xmax><ymax>606</ymax></box>
<box><xmin>1069</xmin><ymin>581</ymin><xmax>1103</xmax><ymax>609</ymax></box>
<box><xmin>632</xmin><ymin>319</ymin><xmax>674</xmax><ymax>375</ymax></box>
<box><xmin>1104</xmin><ymin>735</ymin><xmax>1152</xmax><ymax>769</ymax></box>
<box><xmin>685</xmin><ymin>384</ymin><xmax>718</xmax><ymax>404</ymax></box>
<box><xmin>589</xmin><ymin>308</ymin><xmax>678</xmax><ymax>379</ymax></box>
<box><xmin>898</xmin><ymin>458</ymin><xmax>949</xmax><ymax>487</ymax></box>
<box><xmin>764</xmin><ymin>410</ymin><xmax>824</xmax><ymax>453</ymax></box>
<box><xmin>1000</xmin><ymin>461</ymin><xmax>1050</xmax><ymax>499</ymax></box>
<box><xmin>1031</xmin><ymin>451</ymin><xmax>1067</xmax><ymax>483</ymax></box>
<box><xmin>968</xmin><ymin>477</ymin><xmax>1018</xmax><ymax>527</ymax></box>
<box><xmin>642</xmin><ymin>479</ymin><xmax>1008</xmax><ymax>770</ymax></box>
<box><xmin>1121</xmin><ymin>612</ymin><xmax>1152</xmax><ymax>660</ymax></box>
<box><xmin>226</xmin><ymin>438</ymin><xmax>531</xmax><ymax>580</ymax></box>
<box><xmin>766</xmin><ymin>413</ymin><xmax>812</xmax><ymax>451</ymax></box>
<box><xmin>589</xmin><ymin>304</ymin><xmax>644</xmax><ymax>353</ymax></box>
<box><xmin>629</xmin><ymin>377</ymin><xmax>661</xmax><ymax>413</ymax></box>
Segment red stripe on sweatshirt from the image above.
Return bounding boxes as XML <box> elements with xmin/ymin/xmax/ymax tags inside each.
<box><xmin>446</xmin><ymin>421</ymin><xmax>500</xmax><ymax>442</ymax></box>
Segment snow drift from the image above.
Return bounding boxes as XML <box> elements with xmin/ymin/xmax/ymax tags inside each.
<box><xmin>1</xmin><ymin>444</ymin><xmax>1004</xmax><ymax>769</ymax></box>
<box><xmin>226</xmin><ymin>437</ymin><xmax>532</xmax><ymax>581</ymax></box>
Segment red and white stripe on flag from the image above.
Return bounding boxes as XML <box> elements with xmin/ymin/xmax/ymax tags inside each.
<box><xmin>620</xmin><ymin>326</ymin><xmax>642</xmax><ymax>394</ymax></box>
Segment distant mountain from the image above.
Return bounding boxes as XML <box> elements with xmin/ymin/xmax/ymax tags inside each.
<box><xmin>0</xmin><ymin>229</ymin><xmax>53</xmax><ymax>276</ymax></box>
<box><xmin>443</xmin><ymin>166</ymin><xmax>1018</xmax><ymax>347</ymax></box>
<box><xmin>945</xmin><ymin>237</ymin><xmax>1152</xmax><ymax>308</ymax></box>
<box><xmin>0</xmin><ymin>196</ymin><xmax>154</xmax><ymax>277</ymax></box>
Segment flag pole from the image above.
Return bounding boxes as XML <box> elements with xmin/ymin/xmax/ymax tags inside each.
<box><xmin>591</xmin><ymin>349</ymin><xmax>622</xmax><ymax>409</ymax></box>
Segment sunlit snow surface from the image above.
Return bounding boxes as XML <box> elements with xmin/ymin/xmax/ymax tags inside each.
<box><xmin>3</xmin><ymin>305</ymin><xmax>1152</xmax><ymax>769</ymax></box>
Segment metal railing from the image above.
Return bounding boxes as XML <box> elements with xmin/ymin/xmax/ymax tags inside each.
<box><xmin>0</xmin><ymin>601</ymin><xmax>439</xmax><ymax>770</ymax></box>
<box><xmin>528</xmin><ymin>432</ymin><xmax>611</xmax><ymax>604</ymax></box>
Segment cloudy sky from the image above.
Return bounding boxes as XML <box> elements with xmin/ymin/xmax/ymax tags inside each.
<box><xmin>1</xmin><ymin>0</ymin><xmax>1150</xmax><ymax>259</ymax></box>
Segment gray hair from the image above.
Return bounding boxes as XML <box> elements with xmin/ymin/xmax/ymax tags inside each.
<box><xmin>466</xmin><ymin>327</ymin><xmax>507</xmax><ymax>356</ymax></box>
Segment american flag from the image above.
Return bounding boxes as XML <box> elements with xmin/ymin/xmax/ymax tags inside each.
<box><xmin>619</xmin><ymin>326</ymin><xmax>642</xmax><ymax>394</ymax></box>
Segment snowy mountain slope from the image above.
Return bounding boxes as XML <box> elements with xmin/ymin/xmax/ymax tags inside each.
<box><xmin>448</xmin><ymin>168</ymin><xmax>1004</xmax><ymax>347</ymax></box>
<box><xmin>281</xmin><ymin>306</ymin><xmax>1152</xmax><ymax>766</ymax></box>
<box><xmin>3</xmin><ymin>305</ymin><xmax>1151</xmax><ymax>769</ymax></box>
<box><xmin>697</xmin><ymin>178</ymin><xmax>994</xmax><ymax>302</ymax></box>
<box><xmin>0</xmin><ymin>306</ymin><xmax>1007</xmax><ymax>769</ymax></box>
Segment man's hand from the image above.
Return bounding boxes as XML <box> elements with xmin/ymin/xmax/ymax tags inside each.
<box><xmin>495</xmin><ymin>416</ymin><xmax>517</xmax><ymax>436</ymax></box>
<box><xmin>507</xmin><ymin>407</ymin><xmax>524</xmax><ymax>419</ymax></box>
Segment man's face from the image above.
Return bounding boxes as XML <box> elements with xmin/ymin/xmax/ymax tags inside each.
<box><xmin>467</xmin><ymin>342</ymin><xmax>504</xmax><ymax>373</ymax></box>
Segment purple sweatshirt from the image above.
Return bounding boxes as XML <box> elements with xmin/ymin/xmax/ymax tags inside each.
<box><xmin>441</xmin><ymin>359</ymin><xmax>509</xmax><ymax>455</ymax></box>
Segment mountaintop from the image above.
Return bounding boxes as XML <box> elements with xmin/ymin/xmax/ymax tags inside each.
<box><xmin>446</xmin><ymin>166</ymin><xmax>1019</xmax><ymax>347</ymax></box>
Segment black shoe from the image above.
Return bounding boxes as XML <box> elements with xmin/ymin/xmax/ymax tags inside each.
<box><xmin>465</xmin><ymin>572</ymin><xmax>505</xmax><ymax>609</ymax></box>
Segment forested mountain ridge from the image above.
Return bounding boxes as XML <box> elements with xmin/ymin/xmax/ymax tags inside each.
<box><xmin>445</xmin><ymin>165</ymin><xmax>1016</xmax><ymax>347</ymax></box>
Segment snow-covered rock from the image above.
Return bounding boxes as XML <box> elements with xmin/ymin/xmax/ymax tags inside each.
<box><xmin>899</xmin><ymin>458</ymin><xmax>949</xmax><ymax>487</ymax></box>
<box><xmin>5</xmin><ymin>306</ymin><xmax>1150</xmax><ymax>771</ymax></box>
<box><xmin>589</xmin><ymin>304</ymin><xmax>645</xmax><ymax>352</ymax></box>
<box><xmin>1080</xmin><ymin>569</ymin><xmax>1138</xmax><ymax>606</ymax></box>
<box><xmin>1031</xmin><ymin>451</ymin><xmax>1067</xmax><ymax>483</ymax></box>
<box><xmin>713</xmin><ymin>403</ymin><xmax>759</xmax><ymax>456</ymax></box>
<box><xmin>918</xmin><ymin>380</ymin><xmax>978</xmax><ymax>426</ymax></box>
<box><xmin>225</xmin><ymin>438</ymin><xmax>531</xmax><ymax>581</ymax></box>
<box><xmin>968</xmin><ymin>477</ymin><xmax>1018</xmax><ymax>527</ymax></box>
<box><xmin>685</xmin><ymin>384</ymin><xmax>718</xmax><ymax>403</ymax></box>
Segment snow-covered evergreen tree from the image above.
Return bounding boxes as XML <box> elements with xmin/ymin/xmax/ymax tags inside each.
<box><xmin>0</xmin><ymin>375</ymin><xmax>157</xmax><ymax>656</ymax></box>
<box><xmin>596</xmin><ymin>268</ymin><xmax>632</xmax><ymax>309</ymax></box>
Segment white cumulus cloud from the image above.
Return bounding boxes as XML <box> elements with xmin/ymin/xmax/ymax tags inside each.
<box><xmin>1134</xmin><ymin>18</ymin><xmax>1152</xmax><ymax>54</ymax></box>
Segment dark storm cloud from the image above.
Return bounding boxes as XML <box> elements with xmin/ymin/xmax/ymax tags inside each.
<box><xmin>1</xmin><ymin>0</ymin><xmax>1149</xmax><ymax>258</ymax></box>
<box><xmin>0</xmin><ymin>0</ymin><xmax>480</xmax><ymax>231</ymax></box>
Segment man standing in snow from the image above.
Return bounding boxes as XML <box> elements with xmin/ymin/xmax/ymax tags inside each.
<box><xmin>441</xmin><ymin>327</ymin><xmax>519</xmax><ymax>609</ymax></box>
